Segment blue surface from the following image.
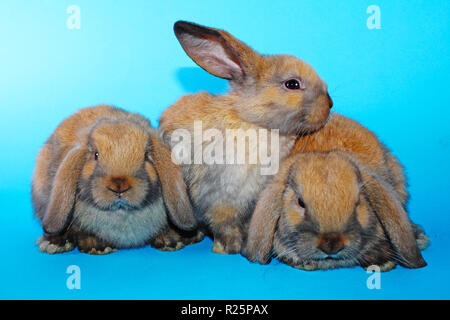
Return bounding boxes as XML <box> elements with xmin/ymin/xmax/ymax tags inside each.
<box><xmin>0</xmin><ymin>0</ymin><xmax>449</xmax><ymax>299</ymax></box>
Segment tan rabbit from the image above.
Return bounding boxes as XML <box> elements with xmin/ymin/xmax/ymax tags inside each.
<box><xmin>243</xmin><ymin>114</ymin><xmax>429</xmax><ymax>271</ymax></box>
<box><xmin>159</xmin><ymin>21</ymin><xmax>333</xmax><ymax>254</ymax></box>
<box><xmin>32</xmin><ymin>105</ymin><xmax>201</xmax><ymax>254</ymax></box>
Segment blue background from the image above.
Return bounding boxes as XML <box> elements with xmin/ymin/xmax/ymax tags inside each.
<box><xmin>0</xmin><ymin>0</ymin><xmax>449</xmax><ymax>299</ymax></box>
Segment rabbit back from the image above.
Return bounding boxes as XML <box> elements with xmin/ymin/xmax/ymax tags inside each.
<box><xmin>292</xmin><ymin>113</ymin><xmax>408</xmax><ymax>204</ymax></box>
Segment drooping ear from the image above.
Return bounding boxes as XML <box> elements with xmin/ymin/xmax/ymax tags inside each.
<box><xmin>148</xmin><ymin>130</ymin><xmax>197</xmax><ymax>231</ymax></box>
<box><xmin>360</xmin><ymin>169</ymin><xmax>427</xmax><ymax>269</ymax></box>
<box><xmin>243</xmin><ymin>160</ymin><xmax>294</xmax><ymax>264</ymax></box>
<box><xmin>174</xmin><ymin>20</ymin><xmax>260</xmax><ymax>81</ymax></box>
<box><xmin>243</xmin><ymin>181</ymin><xmax>285</xmax><ymax>264</ymax></box>
<box><xmin>42</xmin><ymin>146</ymin><xmax>87</xmax><ymax>235</ymax></box>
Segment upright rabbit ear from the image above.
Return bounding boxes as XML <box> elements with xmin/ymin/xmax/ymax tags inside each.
<box><xmin>148</xmin><ymin>130</ymin><xmax>197</xmax><ymax>231</ymax></box>
<box><xmin>360</xmin><ymin>169</ymin><xmax>427</xmax><ymax>268</ymax></box>
<box><xmin>42</xmin><ymin>146</ymin><xmax>87</xmax><ymax>235</ymax></box>
<box><xmin>243</xmin><ymin>161</ymin><xmax>293</xmax><ymax>264</ymax></box>
<box><xmin>174</xmin><ymin>20</ymin><xmax>260</xmax><ymax>82</ymax></box>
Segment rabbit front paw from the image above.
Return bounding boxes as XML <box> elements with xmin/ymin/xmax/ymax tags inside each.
<box><xmin>77</xmin><ymin>235</ymin><xmax>117</xmax><ymax>255</ymax></box>
<box><xmin>293</xmin><ymin>261</ymin><xmax>320</xmax><ymax>271</ymax></box>
<box><xmin>36</xmin><ymin>235</ymin><xmax>75</xmax><ymax>254</ymax></box>
<box><xmin>151</xmin><ymin>228</ymin><xmax>204</xmax><ymax>251</ymax></box>
<box><xmin>211</xmin><ymin>233</ymin><xmax>243</xmax><ymax>255</ymax></box>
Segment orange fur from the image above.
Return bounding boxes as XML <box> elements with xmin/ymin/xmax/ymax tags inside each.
<box><xmin>292</xmin><ymin>113</ymin><xmax>408</xmax><ymax>205</ymax></box>
<box><xmin>32</xmin><ymin>144</ymin><xmax>51</xmax><ymax>195</ymax></box>
<box><xmin>244</xmin><ymin>150</ymin><xmax>427</xmax><ymax>269</ymax></box>
<box><xmin>284</xmin><ymin>189</ymin><xmax>305</xmax><ymax>226</ymax></box>
<box><xmin>144</xmin><ymin>162</ymin><xmax>158</xmax><ymax>183</ymax></box>
<box><xmin>32</xmin><ymin>105</ymin><xmax>197</xmax><ymax>253</ymax></box>
<box><xmin>159</xmin><ymin>21</ymin><xmax>332</xmax><ymax>254</ymax></box>
<box><xmin>294</xmin><ymin>153</ymin><xmax>359</xmax><ymax>232</ymax></box>
<box><xmin>244</xmin><ymin>115</ymin><xmax>427</xmax><ymax>269</ymax></box>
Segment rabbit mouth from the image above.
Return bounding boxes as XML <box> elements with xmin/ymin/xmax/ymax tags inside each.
<box><xmin>324</xmin><ymin>256</ymin><xmax>342</xmax><ymax>260</ymax></box>
<box><xmin>317</xmin><ymin>253</ymin><xmax>345</xmax><ymax>261</ymax></box>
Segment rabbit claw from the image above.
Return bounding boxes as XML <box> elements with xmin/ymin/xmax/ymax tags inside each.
<box><xmin>36</xmin><ymin>235</ymin><xmax>75</xmax><ymax>254</ymax></box>
<box><xmin>293</xmin><ymin>261</ymin><xmax>320</xmax><ymax>271</ymax></box>
<box><xmin>81</xmin><ymin>246</ymin><xmax>117</xmax><ymax>255</ymax></box>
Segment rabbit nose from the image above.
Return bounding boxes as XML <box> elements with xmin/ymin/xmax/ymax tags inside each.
<box><xmin>327</xmin><ymin>92</ymin><xmax>333</xmax><ymax>109</ymax></box>
<box><xmin>317</xmin><ymin>232</ymin><xmax>344</xmax><ymax>255</ymax></box>
<box><xmin>107</xmin><ymin>177</ymin><xmax>132</xmax><ymax>195</ymax></box>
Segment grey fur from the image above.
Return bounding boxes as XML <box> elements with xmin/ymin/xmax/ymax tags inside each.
<box><xmin>73</xmin><ymin>198</ymin><xmax>167</xmax><ymax>248</ymax></box>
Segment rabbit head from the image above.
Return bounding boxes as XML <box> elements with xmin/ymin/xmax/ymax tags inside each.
<box><xmin>243</xmin><ymin>151</ymin><xmax>427</xmax><ymax>271</ymax></box>
<box><xmin>79</xmin><ymin>119</ymin><xmax>162</xmax><ymax>211</ymax></box>
<box><xmin>173</xmin><ymin>21</ymin><xmax>333</xmax><ymax>135</ymax></box>
<box><xmin>40</xmin><ymin>112</ymin><xmax>196</xmax><ymax>236</ymax></box>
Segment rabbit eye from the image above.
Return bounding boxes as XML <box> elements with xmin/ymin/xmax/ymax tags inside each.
<box><xmin>94</xmin><ymin>151</ymin><xmax>99</xmax><ymax>161</ymax></box>
<box><xmin>284</xmin><ymin>79</ymin><xmax>303</xmax><ymax>90</ymax></box>
<box><xmin>298</xmin><ymin>198</ymin><xmax>306</xmax><ymax>208</ymax></box>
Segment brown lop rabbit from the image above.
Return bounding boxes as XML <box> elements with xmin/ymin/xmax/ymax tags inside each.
<box><xmin>158</xmin><ymin>21</ymin><xmax>333</xmax><ymax>254</ymax></box>
<box><xmin>244</xmin><ymin>114</ymin><xmax>429</xmax><ymax>271</ymax></box>
<box><xmin>32</xmin><ymin>105</ymin><xmax>201</xmax><ymax>254</ymax></box>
